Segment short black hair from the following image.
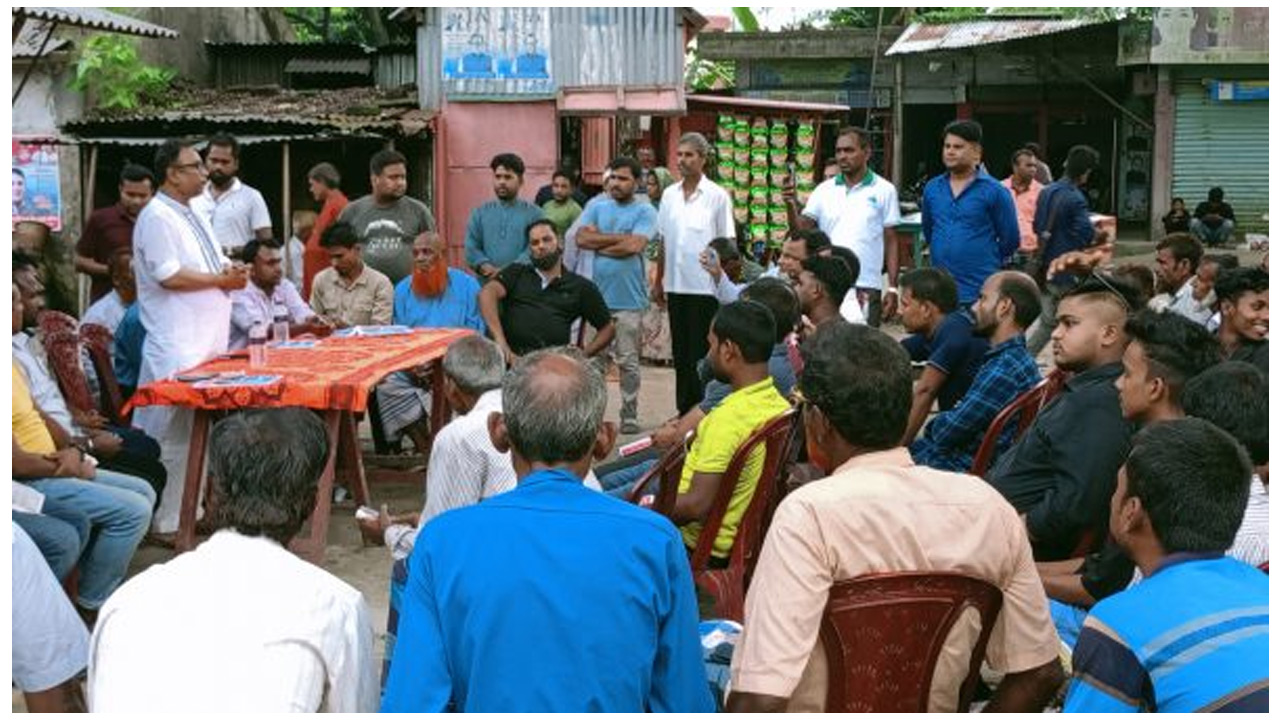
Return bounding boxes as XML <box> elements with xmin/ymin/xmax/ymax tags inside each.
<box><xmin>1123</xmin><ymin>309</ymin><xmax>1222</xmax><ymax>405</ymax></box>
<box><xmin>826</xmin><ymin>246</ymin><xmax>862</xmax><ymax>290</ymax></box>
<box><xmin>943</xmin><ymin>119</ymin><xmax>983</xmax><ymax>145</ymax></box>
<box><xmin>1208</xmin><ymin>187</ymin><xmax>1224</xmax><ymax>202</ymax></box>
<box><xmin>1156</xmin><ymin>232</ymin><xmax>1204</xmax><ymax>272</ymax></box>
<box><xmin>319</xmin><ymin>221</ymin><xmax>360</xmax><ymax>250</ymax></box>
<box><xmin>801</xmin><ymin>255</ymin><xmax>853</xmax><ymax>308</ymax></box>
<box><xmin>119</xmin><ymin>163</ymin><xmax>155</xmax><ymax>187</ymax></box>
<box><xmin>1113</xmin><ymin>264</ymin><xmax>1156</xmax><ymax>306</ymax></box>
<box><xmin>525</xmin><ymin>217</ymin><xmax>557</xmax><ymax>240</ymax></box>
<box><xmin>900</xmin><ymin>267</ymin><xmax>958</xmax><ymax>314</ymax></box>
<box><xmin>551</xmin><ymin>169</ymin><xmax>574</xmax><ymax>184</ymax></box>
<box><xmin>800</xmin><ymin>322</ymin><xmax>912</xmax><ymax>450</ymax></box>
<box><xmin>240</xmin><ymin>238</ymin><xmax>283</xmax><ymax>265</ymax></box>
<box><xmin>1214</xmin><ymin>266</ymin><xmax>1268</xmax><ymax>305</ymax></box>
<box><xmin>206</xmin><ymin>133</ymin><xmax>241</xmax><ymax>160</ymax></box>
<box><xmin>153</xmin><ymin>138</ymin><xmax>194</xmax><ymax>181</ymax></box>
<box><xmin>996</xmin><ymin>272</ymin><xmax>1042</xmax><ymax>330</ymax></box>
<box><xmin>12</xmin><ymin>250</ymin><xmax>38</xmax><ymax>273</ymax></box>
<box><xmin>491</xmin><ymin>152</ymin><xmax>526</xmax><ymax>177</ymax></box>
<box><xmin>1062</xmin><ymin>272</ymin><xmax>1143</xmax><ymax>316</ymax></box>
<box><xmin>1123</xmin><ymin>418</ymin><xmax>1252</xmax><ymax>554</ymax></box>
<box><xmin>608</xmin><ymin>155</ymin><xmax>642</xmax><ymax>180</ymax></box>
<box><xmin>1201</xmin><ymin>253</ymin><xmax>1240</xmax><ymax>273</ymax></box>
<box><xmin>370</xmin><ymin>149</ymin><xmax>407</xmax><ymax>176</ymax></box>
<box><xmin>1063</xmin><ymin>144</ymin><xmax>1100</xmax><ymax>182</ymax></box>
<box><xmin>209</xmin><ymin>408</ymin><xmax>330</xmax><ymax>545</ymax></box>
<box><xmin>836</xmin><ymin>126</ymin><xmax>872</xmax><ymax>149</ymax></box>
<box><xmin>12</xmin><ymin>168</ymin><xmax>24</xmax><ymax>179</ymax></box>
<box><xmin>1023</xmin><ymin>141</ymin><xmax>1044</xmax><ymax>159</ymax></box>
<box><xmin>1010</xmin><ymin>147</ymin><xmax>1036</xmax><ymax>168</ymax></box>
<box><xmin>786</xmin><ymin>227</ymin><xmax>832</xmax><ymax>256</ymax></box>
<box><xmin>742</xmin><ymin>276</ymin><xmax>800</xmax><ymax>344</ymax></box>
<box><xmin>308</xmin><ymin>162</ymin><xmax>341</xmax><ymax>189</ymax></box>
<box><xmin>711</xmin><ymin>300</ymin><xmax>776</xmax><ymax>364</ymax></box>
<box><xmin>707</xmin><ymin>237</ymin><xmax>741</xmax><ymax>264</ymax></box>
<box><xmin>1182</xmin><ymin>362</ymin><xmax>1268</xmax><ymax>467</ymax></box>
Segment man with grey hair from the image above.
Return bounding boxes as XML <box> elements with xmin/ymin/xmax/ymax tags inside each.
<box><xmin>654</xmin><ymin>132</ymin><xmax>736</xmax><ymax>414</ymax></box>
<box><xmin>383</xmin><ymin>348</ymin><xmax>713</xmax><ymax>712</ymax></box>
<box><xmin>88</xmin><ymin>408</ymin><xmax>378</xmax><ymax>712</ymax></box>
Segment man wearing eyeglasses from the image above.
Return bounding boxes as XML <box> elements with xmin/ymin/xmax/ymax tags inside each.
<box><xmin>130</xmin><ymin>139</ymin><xmax>250</xmax><ymax>539</ymax></box>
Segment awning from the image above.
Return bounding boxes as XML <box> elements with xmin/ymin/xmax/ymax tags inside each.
<box><xmin>886</xmin><ymin>19</ymin><xmax>1108</xmax><ymax>56</ymax></box>
<box><xmin>13</xmin><ymin>7</ymin><xmax>179</xmax><ymax>39</ymax></box>
<box><xmin>686</xmin><ymin>94</ymin><xmax>849</xmax><ymax>115</ymax></box>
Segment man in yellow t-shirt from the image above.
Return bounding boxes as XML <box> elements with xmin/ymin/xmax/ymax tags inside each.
<box><xmin>672</xmin><ymin>301</ymin><xmax>791</xmax><ymax>561</ymax></box>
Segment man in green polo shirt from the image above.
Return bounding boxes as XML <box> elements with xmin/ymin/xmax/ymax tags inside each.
<box><xmin>670</xmin><ymin>300</ymin><xmax>791</xmax><ymax>563</ymax></box>
<box><xmin>541</xmin><ymin>169</ymin><xmax>582</xmax><ymax>240</ymax></box>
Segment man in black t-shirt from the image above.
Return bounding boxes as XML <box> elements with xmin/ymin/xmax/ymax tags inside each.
<box><xmin>1191</xmin><ymin>186</ymin><xmax>1236</xmax><ymax>247</ymax></box>
<box><xmin>480</xmin><ymin>219</ymin><xmax>615</xmax><ymax>364</ymax></box>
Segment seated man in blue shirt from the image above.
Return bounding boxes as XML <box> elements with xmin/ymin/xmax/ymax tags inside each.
<box><xmin>375</xmin><ymin>231</ymin><xmax>487</xmax><ymax>453</ymax></box>
<box><xmin>1064</xmin><ymin>419</ymin><xmax>1267</xmax><ymax>712</ymax></box>
<box><xmin>113</xmin><ymin>302</ymin><xmax>146</xmax><ymax>401</ymax></box>
<box><xmin>898</xmin><ymin>267</ymin><xmax>990</xmax><ymax>444</ymax></box>
<box><xmin>911</xmin><ymin>270</ymin><xmax>1042</xmax><ymax>472</ymax></box>
<box><xmin>382</xmin><ymin>348</ymin><xmax>713</xmax><ymax>713</ymax></box>
<box><xmin>921</xmin><ymin>119</ymin><xmax>1021</xmax><ymax>305</ymax></box>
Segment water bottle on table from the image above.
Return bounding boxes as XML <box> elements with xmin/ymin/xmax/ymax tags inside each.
<box><xmin>271</xmin><ymin>304</ymin><xmax>290</xmax><ymax>344</ymax></box>
<box><xmin>248</xmin><ymin>323</ymin><xmax>268</xmax><ymax>368</ymax></box>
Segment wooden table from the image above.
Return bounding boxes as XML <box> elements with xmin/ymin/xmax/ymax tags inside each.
<box><xmin>128</xmin><ymin>328</ymin><xmax>474</xmax><ymax>563</ymax></box>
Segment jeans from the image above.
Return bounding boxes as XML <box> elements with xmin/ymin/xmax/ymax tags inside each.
<box><xmin>598</xmin><ymin>458</ymin><xmax>659</xmax><ymax>499</ymax></box>
<box><xmin>1027</xmin><ymin>283</ymin><xmax>1070</xmax><ymax>355</ymax></box>
<box><xmin>26</xmin><ymin>469</ymin><xmax>155</xmax><ymax>610</ymax></box>
<box><xmin>1190</xmin><ymin>217</ymin><xmax>1235</xmax><ymax>246</ymax></box>
<box><xmin>12</xmin><ymin>502</ymin><xmax>89</xmax><ymax>582</ymax></box>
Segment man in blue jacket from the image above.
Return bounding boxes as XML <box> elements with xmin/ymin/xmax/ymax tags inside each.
<box><xmin>921</xmin><ymin>120</ymin><xmax>1021</xmax><ymax>305</ymax></box>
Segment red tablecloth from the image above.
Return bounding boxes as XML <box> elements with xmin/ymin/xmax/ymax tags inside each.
<box><xmin>127</xmin><ymin>328</ymin><xmax>473</xmax><ymax>413</ymax></box>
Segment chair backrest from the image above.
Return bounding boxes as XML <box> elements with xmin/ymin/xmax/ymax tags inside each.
<box><xmin>969</xmin><ymin>369</ymin><xmax>1068</xmax><ymax>478</ymax></box>
<box><xmin>627</xmin><ymin>442</ymin><xmax>688</xmax><ymax>517</ymax></box>
<box><xmin>37</xmin><ymin>309</ymin><xmax>78</xmax><ymax>337</ymax></box>
<box><xmin>42</xmin><ymin>328</ymin><xmax>97</xmax><ymax>415</ymax></box>
<box><xmin>79</xmin><ymin>323</ymin><xmax>126</xmax><ymax>422</ymax></box>
<box><xmin>820</xmin><ymin>572</ymin><xmax>1005</xmax><ymax>713</ymax></box>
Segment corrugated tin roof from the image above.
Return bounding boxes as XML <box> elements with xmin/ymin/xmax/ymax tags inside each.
<box><xmin>886</xmin><ymin>19</ymin><xmax>1107</xmax><ymax>56</ymax></box>
<box><xmin>13</xmin><ymin>7</ymin><xmax>178</xmax><ymax>39</ymax></box>
<box><xmin>285</xmin><ymin>58</ymin><xmax>372</xmax><ymax>75</ymax></box>
<box><xmin>13</xmin><ymin>20</ymin><xmax>72</xmax><ymax>58</ymax></box>
<box><xmin>687</xmin><ymin>94</ymin><xmax>849</xmax><ymax>114</ymax></box>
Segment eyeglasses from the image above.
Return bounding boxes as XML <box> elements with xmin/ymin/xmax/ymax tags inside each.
<box><xmin>172</xmin><ymin>161</ymin><xmax>206</xmax><ymax>174</ymax></box>
<box><xmin>1090</xmin><ymin>271</ymin><xmax>1133</xmax><ymax>313</ymax></box>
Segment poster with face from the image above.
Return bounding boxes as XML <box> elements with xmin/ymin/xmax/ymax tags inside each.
<box><xmin>442</xmin><ymin>7</ymin><xmax>552</xmax><ymax>89</ymax></box>
<box><xmin>13</xmin><ymin>138</ymin><xmax>62</xmax><ymax>231</ymax></box>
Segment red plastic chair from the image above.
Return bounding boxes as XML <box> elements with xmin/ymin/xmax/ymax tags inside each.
<box><xmin>40</xmin><ymin>329</ymin><xmax>98</xmax><ymax>417</ymax></box>
<box><xmin>627</xmin><ymin>442</ymin><xmax>688</xmax><ymax>518</ymax></box>
<box><xmin>820</xmin><ymin>572</ymin><xmax>1005</xmax><ymax>712</ymax></box>
<box><xmin>80</xmin><ymin>322</ymin><xmax>127</xmax><ymax>423</ymax></box>
<box><xmin>969</xmin><ymin>369</ymin><xmax>1068</xmax><ymax>478</ymax></box>
<box><xmin>689</xmin><ymin>409</ymin><xmax>801</xmax><ymax>621</ymax></box>
<box><xmin>36</xmin><ymin>309</ymin><xmax>78</xmax><ymax>337</ymax></box>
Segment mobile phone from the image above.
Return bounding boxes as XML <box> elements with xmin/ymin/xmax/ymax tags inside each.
<box><xmin>704</xmin><ymin>247</ymin><xmax>719</xmax><ymax>267</ymax></box>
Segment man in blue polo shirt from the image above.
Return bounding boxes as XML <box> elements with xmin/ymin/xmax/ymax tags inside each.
<box><xmin>1064</xmin><ymin>419</ymin><xmax>1267</xmax><ymax>713</ymax></box>
<box><xmin>921</xmin><ymin>120</ymin><xmax>1021</xmax><ymax>305</ymax></box>
<box><xmin>382</xmin><ymin>348</ymin><xmax>712</xmax><ymax>712</ymax></box>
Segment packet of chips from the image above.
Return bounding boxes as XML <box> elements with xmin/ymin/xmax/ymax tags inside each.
<box><xmin>733</xmin><ymin>118</ymin><xmax>750</xmax><ymax>146</ymax></box>
<box><xmin>795</xmin><ymin>120</ymin><xmax>816</xmax><ymax>149</ymax></box>
<box><xmin>769</xmin><ymin>205</ymin><xmax>789</xmax><ymax>226</ymax></box>
<box><xmin>717</xmin><ymin>115</ymin><xmax>735</xmax><ymax>143</ymax></box>
<box><xmin>769</xmin><ymin>120</ymin><xmax>789</xmax><ymax>149</ymax></box>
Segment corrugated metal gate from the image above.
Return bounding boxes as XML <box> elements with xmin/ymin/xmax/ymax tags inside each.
<box><xmin>1172</xmin><ymin>80</ymin><xmax>1269</xmax><ymax>231</ymax></box>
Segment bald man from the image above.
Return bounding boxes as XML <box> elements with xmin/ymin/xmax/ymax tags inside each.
<box><xmin>911</xmin><ymin>271</ymin><xmax>1044</xmax><ymax>472</ymax></box>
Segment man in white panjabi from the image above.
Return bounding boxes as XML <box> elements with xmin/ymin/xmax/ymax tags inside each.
<box><xmin>88</xmin><ymin>409</ymin><xmax>378</xmax><ymax>713</ymax></box>
<box><xmin>130</xmin><ymin>139</ymin><xmax>249</xmax><ymax>535</ymax></box>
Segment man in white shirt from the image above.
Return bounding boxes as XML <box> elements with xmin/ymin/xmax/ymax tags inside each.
<box><xmin>1155</xmin><ymin>232</ymin><xmax>1205</xmax><ymax>324</ymax></box>
<box><xmin>190</xmin><ymin>133</ymin><xmax>273</xmax><ymax>256</ymax></box>
<box><xmin>81</xmin><ymin>248</ymin><xmax>136</xmax><ymax>335</ymax></box>
<box><xmin>228</xmin><ymin>238</ymin><xmax>323</xmax><ymax>350</ymax></box>
<box><xmin>653</xmin><ymin>132</ymin><xmax>736</xmax><ymax>414</ymax></box>
<box><xmin>786</xmin><ymin>126</ymin><xmax>900</xmax><ymax>327</ymax></box>
<box><xmin>131</xmin><ymin>139</ymin><xmax>249</xmax><ymax>536</ymax></box>
<box><xmin>89</xmin><ymin>408</ymin><xmax>378</xmax><ymax>713</ymax></box>
<box><xmin>14</xmin><ymin>523</ymin><xmax>89</xmax><ymax>712</ymax></box>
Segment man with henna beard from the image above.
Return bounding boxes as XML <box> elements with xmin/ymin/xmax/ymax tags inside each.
<box><xmin>375</xmin><ymin>231</ymin><xmax>486</xmax><ymax>453</ymax></box>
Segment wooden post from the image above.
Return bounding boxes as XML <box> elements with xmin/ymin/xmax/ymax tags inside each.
<box><xmin>79</xmin><ymin>144</ymin><xmax>99</xmax><ymax>315</ymax></box>
<box><xmin>281</xmin><ymin>141</ymin><xmax>291</xmax><ymax>275</ymax></box>
<box><xmin>892</xmin><ymin>59</ymin><xmax>904</xmax><ymax>189</ymax></box>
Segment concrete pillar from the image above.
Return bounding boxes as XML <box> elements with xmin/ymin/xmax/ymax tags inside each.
<box><xmin>892</xmin><ymin>59</ymin><xmax>904</xmax><ymax>188</ymax></box>
<box><xmin>1149</xmin><ymin>66</ymin><xmax>1174</xmax><ymax>237</ymax></box>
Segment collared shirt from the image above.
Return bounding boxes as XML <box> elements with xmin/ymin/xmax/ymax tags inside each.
<box><xmin>911</xmin><ymin>335</ymin><xmax>1042</xmax><ymax>472</ymax></box>
<box><xmin>88</xmin><ymin>530</ymin><xmax>378</xmax><ymax>712</ymax></box>
<box><xmin>12</xmin><ymin>365</ymin><xmax>57</xmax><ymax>454</ymax></box>
<box><xmin>1228</xmin><ymin>476</ymin><xmax>1269</xmax><ymax>567</ymax></box>
<box><xmin>541</xmin><ymin>197</ymin><xmax>582</xmax><ymax>239</ymax></box>
<box><xmin>900</xmin><ymin>311</ymin><xmax>991</xmax><ymax>411</ymax></box>
<box><xmin>13</xmin><ymin>332</ymin><xmax>75</xmax><ymax>434</ymax></box>
<box><xmin>495</xmin><ymin>263</ymin><xmax>611</xmax><ymax>356</ymax></box>
<box><xmin>381</xmin><ymin>468</ymin><xmax>714</xmax><ymax>712</ymax></box>
<box><xmin>82</xmin><ymin>290</ymin><xmax>130</xmax><ymax>335</ymax></box>
<box><xmin>113</xmin><ymin>303</ymin><xmax>146</xmax><ymax>391</ymax></box>
<box><xmin>76</xmin><ymin>203</ymin><xmax>138</xmax><ymax>302</ymax></box>
<box><xmin>1065</xmin><ymin>555</ymin><xmax>1267</xmax><ymax>713</ymax></box>
<box><xmin>680</xmin><ymin>377</ymin><xmax>790</xmax><ymax>558</ymax></box>
<box><xmin>1033</xmin><ymin>179</ymin><xmax>1096</xmax><ymax>288</ymax></box>
<box><xmin>732</xmin><ymin>448</ymin><xmax>1060</xmax><ymax>712</ymax></box>
<box><xmin>392</xmin><ymin>268</ymin><xmax>486</xmax><ymax>333</ymax></box>
<box><xmin>988</xmin><ymin>363</ymin><xmax>1135</xmax><ymax>560</ymax></box>
<box><xmin>338</xmin><ymin>195</ymin><xmax>436</xmax><ymax>285</ymax></box>
<box><xmin>309</xmin><ymin>265</ymin><xmax>394</xmax><ymax>328</ymax></box>
<box><xmin>132</xmin><ymin>191</ymin><xmax>231</xmax><ymax>384</ymax></box>
<box><xmin>1167</xmin><ymin>277</ymin><xmax>1214</xmax><ymax>326</ymax></box>
<box><xmin>802</xmin><ymin>169</ymin><xmax>901</xmax><ymax>290</ymax></box>
<box><xmin>190</xmin><ymin>178</ymin><xmax>272</xmax><ymax>252</ymax></box>
<box><xmin>1000</xmin><ymin>176</ymin><xmax>1043</xmax><ymax>252</ymax></box>
<box><xmin>921</xmin><ymin>169</ymin><xmax>1021</xmax><ymax>303</ymax></box>
<box><xmin>463</xmin><ymin>198</ymin><xmax>544</xmax><ymax>272</ymax></box>
<box><xmin>578</xmin><ymin>196</ymin><xmax>657</xmax><ymax>311</ymax></box>
<box><xmin>13</xmin><ymin>523</ymin><xmax>90</xmax><ymax>694</ymax></box>
<box><xmin>658</xmin><ymin>175</ymin><xmax>736</xmax><ymax>296</ymax></box>
<box><xmin>228</xmin><ymin>279</ymin><xmax>314</xmax><ymax>350</ymax></box>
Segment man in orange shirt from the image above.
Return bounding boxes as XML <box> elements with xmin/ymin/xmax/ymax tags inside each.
<box><xmin>1002</xmin><ymin>148</ymin><xmax>1043</xmax><ymax>275</ymax></box>
<box><xmin>302</xmin><ymin>163</ymin><xmax>349</xmax><ymax>299</ymax></box>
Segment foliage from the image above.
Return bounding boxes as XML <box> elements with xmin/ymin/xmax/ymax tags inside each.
<box><xmin>69</xmin><ymin>34</ymin><xmax>175</xmax><ymax>112</ymax></box>
<box><xmin>731</xmin><ymin>7</ymin><xmax>760</xmax><ymax>32</ymax></box>
<box><xmin>817</xmin><ymin>6</ymin><xmax>1154</xmax><ymax>28</ymax></box>
<box><xmin>685</xmin><ymin>50</ymin><xmax>735</xmax><ymax>91</ymax></box>
<box><xmin>283</xmin><ymin>7</ymin><xmax>411</xmax><ymax>45</ymax></box>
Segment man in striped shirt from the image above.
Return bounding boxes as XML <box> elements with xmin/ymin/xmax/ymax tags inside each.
<box><xmin>1064</xmin><ymin>419</ymin><xmax>1268</xmax><ymax>712</ymax></box>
